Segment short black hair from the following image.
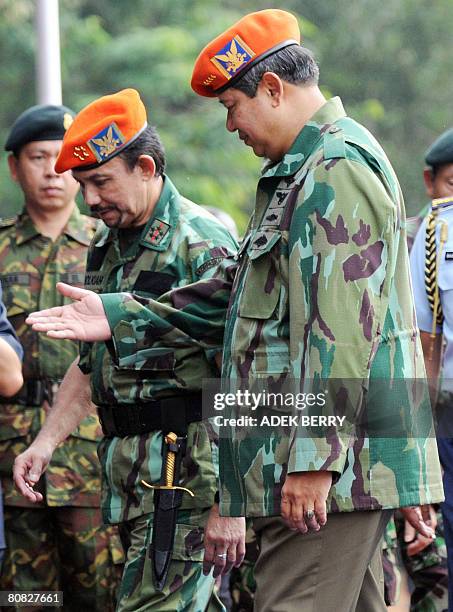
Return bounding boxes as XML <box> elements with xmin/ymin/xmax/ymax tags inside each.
<box><xmin>119</xmin><ymin>125</ymin><xmax>166</xmax><ymax>176</ymax></box>
<box><xmin>231</xmin><ymin>45</ymin><xmax>319</xmax><ymax>98</ymax></box>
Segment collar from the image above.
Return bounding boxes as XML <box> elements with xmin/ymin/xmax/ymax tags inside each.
<box><xmin>261</xmin><ymin>96</ymin><xmax>347</xmax><ymax>179</ymax></box>
<box><xmin>92</xmin><ymin>175</ymin><xmax>180</xmax><ymax>253</ymax></box>
<box><xmin>432</xmin><ymin>197</ymin><xmax>453</xmax><ymax>214</ymax></box>
<box><xmin>63</xmin><ymin>205</ymin><xmax>95</xmax><ymax>245</ymax></box>
<box><xmin>16</xmin><ymin>205</ymin><xmax>93</xmax><ymax>246</ymax></box>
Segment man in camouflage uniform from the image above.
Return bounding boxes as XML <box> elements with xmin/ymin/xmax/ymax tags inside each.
<box><xmin>15</xmin><ymin>89</ymin><xmax>244</xmax><ymax>611</ymax></box>
<box><xmin>0</xmin><ymin>105</ymin><xmax>123</xmax><ymax>610</ymax></box>
<box><xmin>22</xmin><ymin>17</ymin><xmax>443</xmax><ymax>612</ymax></box>
<box><xmin>189</xmin><ymin>10</ymin><xmax>444</xmax><ymax>611</ymax></box>
<box><xmin>409</xmin><ymin>127</ymin><xmax>453</xmax><ymax>611</ymax></box>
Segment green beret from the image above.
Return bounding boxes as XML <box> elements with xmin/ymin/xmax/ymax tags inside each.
<box><xmin>425</xmin><ymin>128</ymin><xmax>453</xmax><ymax>167</ymax></box>
<box><xmin>5</xmin><ymin>104</ymin><xmax>75</xmax><ymax>154</ymax></box>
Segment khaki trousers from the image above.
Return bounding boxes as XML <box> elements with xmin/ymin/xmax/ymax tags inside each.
<box><xmin>252</xmin><ymin>509</ymin><xmax>392</xmax><ymax>612</ymax></box>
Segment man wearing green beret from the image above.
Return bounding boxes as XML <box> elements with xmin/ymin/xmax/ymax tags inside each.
<box><xmin>0</xmin><ymin>104</ymin><xmax>123</xmax><ymax>610</ymax></box>
<box><xmin>409</xmin><ymin>126</ymin><xmax>453</xmax><ymax>611</ymax></box>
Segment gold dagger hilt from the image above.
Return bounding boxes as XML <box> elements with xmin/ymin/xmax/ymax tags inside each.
<box><xmin>141</xmin><ymin>432</ymin><xmax>194</xmax><ymax>497</ymax></box>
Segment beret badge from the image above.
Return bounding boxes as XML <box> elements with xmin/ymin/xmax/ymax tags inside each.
<box><xmin>210</xmin><ymin>36</ymin><xmax>255</xmax><ymax>80</ymax></box>
<box><xmin>63</xmin><ymin>113</ymin><xmax>73</xmax><ymax>131</ymax></box>
<box><xmin>87</xmin><ymin>122</ymin><xmax>126</xmax><ymax>163</ymax></box>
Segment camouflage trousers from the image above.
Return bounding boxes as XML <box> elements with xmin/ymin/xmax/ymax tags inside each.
<box><xmin>383</xmin><ymin>511</ymin><xmax>448</xmax><ymax>611</ymax></box>
<box><xmin>117</xmin><ymin>508</ymin><xmax>225</xmax><ymax>612</ymax></box>
<box><xmin>0</xmin><ymin>506</ymin><xmax>124</xmax><ymax>612</ymax></box>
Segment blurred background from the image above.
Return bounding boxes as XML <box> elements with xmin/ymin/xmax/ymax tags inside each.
<box><xmin>1</xmin><ymin>0</ymin><xmax>452</xmax><ymax>232</ymax></box>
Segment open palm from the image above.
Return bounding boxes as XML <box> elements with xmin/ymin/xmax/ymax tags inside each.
<box><xmin>26</xmin><ymin>282</ymin><xmax>112</xmax><ymax>341</ymax></box>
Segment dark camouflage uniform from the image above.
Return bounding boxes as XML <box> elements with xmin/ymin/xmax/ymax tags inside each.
<box><xmin>121</xmin><ymin>98</ymin><xmax>444</xmax><ymax>607</ymax></box>
<box><xmin>79</xmin><ymin>176</ymin><xmax>237</xmax><ymax>611</ymax></box>
<box><xmin>217</xmin><ymin>97</ymin><xmax>443</xmax><ymax>517</ymax></box>
<box><xmin>0</xmin><ymin>207</ymin><xmax>123</xmax><ymax>611</ymax></box>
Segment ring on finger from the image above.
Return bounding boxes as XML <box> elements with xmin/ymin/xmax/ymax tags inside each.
<box><xmin>216</xmin><ymin>552</ymin><xmax>227</xmax><ymax>559</ymax></box>
<box><xmin>305</xmin><ymin>509</ymin><xmax>315</xmax><ymax>520</ymax></box>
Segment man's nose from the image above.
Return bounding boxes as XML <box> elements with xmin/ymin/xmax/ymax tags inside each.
<box><xmin>226</xmin><ymin>112</ymin><xmax>236</xmax><ymax>133</ymax></box>
<box><xmin>44</xmin><ymin>157</ymin><xmax>59</xmax><ymax>177</ymax></box>
<box><xmin>83</xmin><ymin>184</ymin><xmax>101</xmax><ymax>207</ymax></box>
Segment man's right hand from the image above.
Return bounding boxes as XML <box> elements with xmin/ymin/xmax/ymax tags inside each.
<box><xmin>13</xmin><ymin>439</ymin><xmax>55</xmax><ymax>503</ymax></box>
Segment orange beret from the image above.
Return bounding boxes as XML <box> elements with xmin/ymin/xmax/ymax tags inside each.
<box><xmin>55</xmin><ymin>88</ymin><xmax>147</xmax><ymax>173</ymax></box>
<box><xmin>191</xmin><ymin>9</ymin><xmax>300</xmax><ymax>98</ymax></box>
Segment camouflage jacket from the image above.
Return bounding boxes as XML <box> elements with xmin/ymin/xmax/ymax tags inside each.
<box><xmin>79</xmin><ymin>176</ymin><xmax>238</xmax><ymax>524</ymax></box>
<box><xmin>103</xmin><ymin>100</ymin><xmax>443</xmax><ymax>518</ymax></box>
<box><xmin>218</xmin><ymin>97</ymin><xmax>443</xmax><ymax>516</ymax></box>
<box><xmin>0</xmin><ymin>206</ymin><xmax>102</xmax><ymax>507</ymax></box>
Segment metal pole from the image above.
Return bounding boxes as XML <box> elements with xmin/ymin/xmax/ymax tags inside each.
<box><xmin>35</xmin><ymin>0</ymin><xmax>62</xmax><ymax>105</ymax></box>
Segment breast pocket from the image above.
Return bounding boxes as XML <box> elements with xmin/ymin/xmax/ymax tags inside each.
<box><xmin>0</xmin><ymin>272</ymin><xmax>36</xmax><ymax>318</ymax></box>
<box><xmin>239</xmin><ymin>230</ymin><xmax>282</xmax><ymax>319</ymax></box>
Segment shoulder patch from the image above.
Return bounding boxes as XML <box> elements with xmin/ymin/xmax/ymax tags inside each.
<box><xmin>323</xmin><ymin>126</ymin><xmax>346</xmax><ymax>160</ymax></box>
<box><xmin>0</xmin><ymin>216</ymin><xmax>18</xmax><ymax>229</ymax></box>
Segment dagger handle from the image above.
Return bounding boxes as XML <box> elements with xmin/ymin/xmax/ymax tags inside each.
<box><xmin>164</xmin><ymin>432</ymin><xmax>178</xmax><ymax>487</ymax></box>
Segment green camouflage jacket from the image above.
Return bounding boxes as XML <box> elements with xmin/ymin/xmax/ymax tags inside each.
<box><xmin>79</xmin><ymin>176</ymin><xmax>238</xmax><ymax>524</ymax></box>
<box><xmin>0</xmin><ymin>206</ymin><xmax>102</xmax><ymax>507</ymax></box>
<box><xmin>110</xmin><ymin>99</ymin><xmax>443</xmax><ymax>518</ymax></box>
<box><xmin>218</xmin><ymin>97</ymin><xmax>443</xmax><ymax>516</ymax></box>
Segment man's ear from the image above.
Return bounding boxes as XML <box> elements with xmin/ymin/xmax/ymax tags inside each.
<box><xmin>7</xmin><ymin>154</ymin><xmax>19</xmax><ymax>182</ymax></box>
<box><xmin>136</xmin><ymin>155</ymin><xmax>156</xmax><ymax>180</ymax></box>
<box><xmin>260</xmin><ymin>72</ymin><xmax>284</xmax><ymax>106</ymax></box>
<box><xmin>423</xmin><ymin>167</ymin><xmax>435</xmax><ymax>198</ymax></box>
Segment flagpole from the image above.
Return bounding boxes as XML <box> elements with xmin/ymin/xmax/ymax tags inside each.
<box><xmin>36</xmin><ymin>0</ymin><xmax>62</xmax><ymax>104</ymax></box>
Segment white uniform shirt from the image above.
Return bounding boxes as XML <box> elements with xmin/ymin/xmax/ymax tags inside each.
<box><xmin>410</xmin><ymin>202</ymin><xmax>453</xmax><ymax>391</ymax></box>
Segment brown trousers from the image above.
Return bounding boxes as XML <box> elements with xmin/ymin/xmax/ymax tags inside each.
<box><xmin>252</xmin><ymin>509</ymin><xmax>392</xmax><ymax>612</ymax></box>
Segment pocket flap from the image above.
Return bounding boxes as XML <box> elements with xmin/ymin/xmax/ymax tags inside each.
<box><xmin>248</xmin><ymin>230</ymin><xmax>281</xmax><ymax>260</ymax></box>
<box><xmin>118</xmin><ymin>347</ymin><xmax>176</xmax><ymax>371</ymax></box>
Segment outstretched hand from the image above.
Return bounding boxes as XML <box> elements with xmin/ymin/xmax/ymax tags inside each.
<box><xmin>26</xmin><ymin>282</ymin><xmax>111</xmax><ymax>342</ymax></box>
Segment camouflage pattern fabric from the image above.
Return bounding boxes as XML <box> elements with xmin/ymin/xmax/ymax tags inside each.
<box><xmin>78</xmin><ymin>176</ymin><xmax>238</xmax><ymax>525</ymax></box>
<box><xmin>117</xmin><ymin>508</ymin><xmax>224</xmax><ymax>611</ymax></box>
<box><xmin>382</xmin><ymin>511</ymin><xmax>449</xmax><ymax>611</ymax></box>
<box><xmin>0</xmin><ymin>207</ymin><xmax>123</xmax><ymax>602</ymax></box>
<box><xmin>0</xmin><ymin>207</ymin><xmax>102</xmax><ymax>508</ymax></box>
<box><xmin>217</xmin><ymin>96</ymin><xmax>443</xmax><ymax>516</ymax></box>
<box><xmin>100</xmin><ymin>98</ymin><xmax>443</xmax><ymax>517</ymax></box>
<box><xmin>1</xmin><ymin>506</ymin><xmax>123</xmax><ymax>612</ymax></box>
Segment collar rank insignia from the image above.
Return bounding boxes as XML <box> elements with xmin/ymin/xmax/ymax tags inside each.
<box><xmin>210</xmin><ymin>36</ymin><xmax>255</xmax><ymax>80</ymax></box>
<box><xmin>87</xmin><ymin>122</ymin><xmax>126</xmax><ymax>163</ymax></box>
<box><xmin>145</xmin><ymin>219</ymin><xmax>171</xmax><ymax>245</ymax></box>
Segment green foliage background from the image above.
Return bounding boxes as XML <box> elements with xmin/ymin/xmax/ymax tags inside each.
<box><xmin>1</xmin><ymin>0</ymin><xmax>452</xmax><ymax>227</ymax></box>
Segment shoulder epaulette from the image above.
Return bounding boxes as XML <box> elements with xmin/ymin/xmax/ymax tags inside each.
<box><xmin>323</xmin><ymin>125</ymin><xmax>346</xmax><ymax>160</ymax></box>
<box><xmin>0</xmin><ymin>215</ymin><xmax>18</xmax><ymax>229</ymax></box>
<box><xmin>431</xmin><ymin>197</ymin><xmax>453</xmax><ymax>213</ymax></box>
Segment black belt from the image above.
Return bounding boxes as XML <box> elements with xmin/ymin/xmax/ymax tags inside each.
<box><xmin>97</xmin><ymin>393</ymin><xmax>203</xmax><ymax>438</ymax></box>
<box><xmin>0</xmin><ymin>379</ymin><xmax>61</xmax><ymax>406</ymax></box>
